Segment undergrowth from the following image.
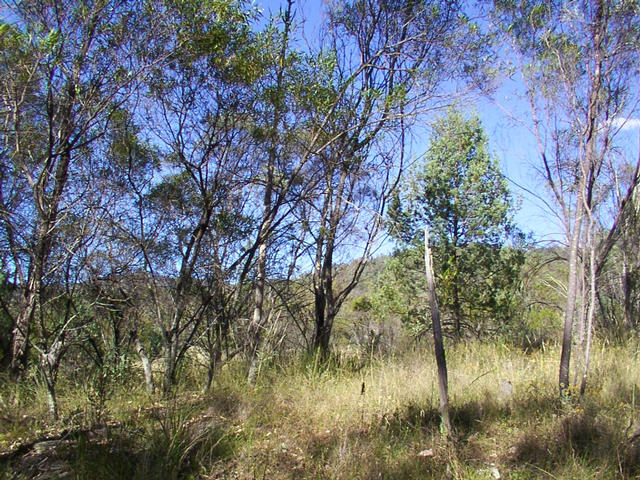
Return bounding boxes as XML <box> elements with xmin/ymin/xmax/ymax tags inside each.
<box><xmin>1</xmin><ymin>338</ymin><xmax>639</xmax><ymax>479</ymax></box>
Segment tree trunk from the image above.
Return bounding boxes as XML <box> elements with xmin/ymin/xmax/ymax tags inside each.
<box><xmin>313</xmin><ymin>291</ymin><xmax>335</xmax><ymax>357</ymax></box>
<box><xmin>163</xmin><ymin>341</ymin><xmax>177</xmax><ymax>395</ymax></box>
<box><xmin>579</xmin><ymin>235</ymin><xmax>597</xmax><ymax>397</ymax></box>
<box><xmin>248</xmin><ymin>0</ymin><xmax>293</xmax><ymax>384</ymax></box>
<box><xmin>132</xmin><ymin>330</ymin><xmax>154</xmax><ymax>395</ymax></box>
<box><xmin>622</xmin><ymin>250</ymin><xmax>635</xmax><ymax>329</ymax></box>
<box><xmin>248</xmin><ymin>242</ymin><xmax>268</xmax><ymax>384</ymax></box>
<box><xmin>558</xmin><ymin>0</ymin><xmax>604</xmax><ymax>398</ymax></box>
<box><xmin>559</xmin><ymin>178</ymin><xmax>585</xmax><ymax>396</ymax></box>
<box><xmin>39</xmin><ymin>341</ymin><xmax>64</xmax><ymax>421</ymax></box>
<box><xmin>9</xmin><ymin>287</ymin><xmax>37</xmax><ymax>377</ymax></box>
<box><xmin>424</xmin><ymin>227</ymin><xmax>452</xmax><ymax>437</ymax></box>
<box><xmin>45</xmin><ymin>378</ymin><xmax>59</xmax><ymax>421</ymax></box>
<box><xmin>204</xmin><ymin>324</ymin><xmax>222</xmax><ymax>392</ymax></box>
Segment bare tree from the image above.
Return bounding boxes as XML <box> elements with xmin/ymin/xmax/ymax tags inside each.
<box><xmin>424</xmin><ymin>226</ymin><xmax>452</xmax><ymax>437</ymax></box>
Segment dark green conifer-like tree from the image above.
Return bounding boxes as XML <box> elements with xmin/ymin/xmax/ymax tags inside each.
<box><xmin>387</xmin><ymin>109</ymin><xmax>524</xmax><ymax>337</ymax></box>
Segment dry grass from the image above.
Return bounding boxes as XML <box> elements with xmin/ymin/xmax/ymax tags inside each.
<box><xmin>2</xmin><ymin>338</ymin><xmax>640</xmax><ymax>479</ymax></box>
<box><xmin>223</xmin><ymin>339</ymin><xmax>640</xmax><ymax>479</ymax></box>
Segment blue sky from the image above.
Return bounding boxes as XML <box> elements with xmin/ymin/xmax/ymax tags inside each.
<box><xmin>254</xmin><ymin>0</ymin><xmax>640</xmax><ymax>248</ymax></box>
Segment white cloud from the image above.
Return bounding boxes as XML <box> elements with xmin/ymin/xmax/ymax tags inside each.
<box><xmin>611</xmin><ymin>117</ymin><xmax>640</xmax><ymax>131</ymax></box>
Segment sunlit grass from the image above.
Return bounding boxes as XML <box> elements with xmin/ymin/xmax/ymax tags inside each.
<box><xmin>2</xmin><ymin>337</ymin><xmax>639</xmax><ymax>479</ymax></box>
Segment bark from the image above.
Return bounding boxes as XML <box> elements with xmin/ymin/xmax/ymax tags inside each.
<box><xmin>163</xmin><ymin>340</ymin><xmax>177</xmax><ymax>395</ymax></box>
<box><xmin>248</xmin><ymin>233</ymin><xmax>269</xmax><ymax>384</ymax></box>
<box><xmin>424</xmin><ymin>227</ymin><xmax>452</xmax><ymax>437</ymax></box>
<box><xmin>38</xmin><ymin>339</ymin><xmax>65</xmax><ymax>421</ymax></box>
<box><xmin>579</xmin><ymin>234</ymin><xmax>597</xmax><ymax>397</ymax></box>
<box><xmin>622</xmin><ymin>250</ymin><xmax>636</xmax><ymax>329</ymax></box>
<box><xmin>9</xmin><ymin>22</ymin><xmax>80</xmax><ymax>376</ymax></box>
<box><xmin>312</xmin><ymin>179</ymin><xmax>333</xmax><ymax>355</ymax></box>
<box><xmin>558</xmin><ymin>159</ymin><xmax>586</xmax><ymax>396</ymax></box>
<box><xmin>204</xmin><ymin>322</ymin><xmax>222</xmax><ymax>392</ymax></box>
<box><xmin>45</xmin><ymin>380</ymin><xmax>58</xmax><ymax>421</ymax></box>
<box><xmin>247</xmin><ymin>0</ymin><xmax>293</xmax><ymax>383</ymax></box>
<box><xmin>559</xmin><ymin>0</ymin><xmax>605</xmax><ymax>396</ymax></box>
<box><xmin>10</xmin><ymin>145</ymin><xmax>73</xmax><ymax>377</ymax></box>
<box><xmin>9</xmin><ymin>288</ymin><xmax>37</xmax><ymax>376</ymax></box>
<box><xmin>132</xmin><ymin>330</ymin><xmax>154</xmax><ymax>395</ymax></box>
<box><xmin>313</xmin><ymin>299</ymin><xmax>336</xmax><ymax>356</ymax></box>
<box><xmin>312</xmin><ymin>167</ymin><xmax>348</xmax><ymax>356</ymax></box>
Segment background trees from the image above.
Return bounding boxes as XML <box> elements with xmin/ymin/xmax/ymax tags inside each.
<box><xmin>1</xmin><ymin>0</ymin><xmax>640</xmax><ymax>427</ymax></box>
<box><xmin>0</xmin><ymin>0</ymin><xmax>166</xmax><ymax>414</ymax></box>
<box><xmin>297</xmin><ymin>0</ymin><xmax>488</xmax><ymax>355</ymax></box>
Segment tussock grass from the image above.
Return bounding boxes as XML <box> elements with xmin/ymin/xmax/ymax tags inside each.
<box><xmin>2</xmin><ymin>338</ymin><xmax>640</xmax><ymax>479</ymax></box>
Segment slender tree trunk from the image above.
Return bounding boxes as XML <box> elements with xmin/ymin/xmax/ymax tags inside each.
<box><xmin>312</xmin><ymin>186</ymin><xmax>331</xmax><ymax>356</ymax></box>
<box><xmin>132</xmin><ymin>330</ymin><xmax>154</xmax><ymax>395</ymax></box>
<box><xmin>39</xmin><ymin>340</ymin><xmax>64</xmax><ymax>421</ymax></box>
<box><xmin>425</xmin><ymin>227</ymin><xmax>452</xmax><ymax>437</ymax></box>
<box><xmin>248</xmin><ymin>241</ymin><xmax>268</xmax><ymax>384</ymax></box>
<box><xmin>10</xmin><ymin>287</ymin><xmax>37</xmax><ymax>377</ymax></box>
<box><xmin>580</xmin><ymin>233</ymin><xmax>597</xmax><ymax>397</ymax></box>
<box><xmin>313</xmin><ymin>250</ymin><xmax>336</xmax><ymax>356</ymax></box>
<box><xmin>622</xmin><ymin>250</ymin><xmax>635</xmax><ymax>329</ymax></box>
<box><xmin>163</xmin><ymin>340</ymin><xmax>177</xmax><ymax>395</ymax></box>
<box><xmin>574</xmin><ymin>236</ymin><xmax>589</xmax><ymax>387</ymax></box>
<box><xmin>45</xmin><ymin>378</ymin><xmax>59</xmax><ymax>421</ymax></box>
<box><xmin>313</xmin><ymin>295</ymin><xmax>335</xmax><ymax>356</ymax></box>
<box><xmin>313</xmin><ymin>287</ymin><xmax>326</xmax><ymax>350</ymax></box>
<box><xmin>248</xmin><ymin>0</ymin><xmax>294</xmax><ymax>384</ymax></box>
<box><xmin>559</xmin><ymin>176</ymin><xmax>585</xmax><ymax>396</ymax></box>
<box><xmin>203</xmin><ymin>322</ymin><xmax>221</xmax><ymax>392</ymax></box>
<box><xmin>312</xmin><ymin>168</ymin><xmax>347</xmax><ymax>357</ymax></box>
<box><xmin>557</xmin><ymin>0</ymin><xmax>605</xmax><ymax>398</ymax></box>
<box><xmin>205</xmin><ymin>344</ymin><xmax>221</xmax><ymax>393</ymax></box>
<box><xmin>10</xmin><ymin>81</ymin><xmax>76</xmax><ymax>377</ymax></box>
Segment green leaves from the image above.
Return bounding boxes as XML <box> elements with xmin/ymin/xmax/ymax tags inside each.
<box><xmin>385</xmin><ymin>108</ymin><xmax>524</xmax><ymax>336</ymax></box>
<box><xmin>42</xmin><ymin>29</ymin><xmax>60</xmax><ymax>53</ymax></box>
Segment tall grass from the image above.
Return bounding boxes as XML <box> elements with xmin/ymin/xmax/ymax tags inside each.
<box><xmin>2</xmin><ymin>338</ymin><xmax>640</xmax><ymax>479</ymax></box>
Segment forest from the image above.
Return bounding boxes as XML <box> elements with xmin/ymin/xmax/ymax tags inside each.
<box><xmin>1</xmin><ymin>0</ymin><xmax>640</xmax><ymax>478</ymax></box>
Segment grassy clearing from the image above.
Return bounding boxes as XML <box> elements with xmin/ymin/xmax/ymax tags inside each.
<box><xmin>1</xmin><ymin>338</ymin><xmax>640</xmax><ymax>479</ymax></box>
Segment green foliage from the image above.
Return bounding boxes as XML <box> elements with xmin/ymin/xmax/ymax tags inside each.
<box><xmin>385</xmin><ymin>108</ymin><xmax>525</xmax><ymax>336</ymax></box>
<box><xmin>370</xmin><ymin>248</ymin><xmax>430</xmax><ymax>338</ymax></box>
<box><xmin>350</xmin><ymin>296</ymin><xmax>373</xmax><ymax>313</ymax></box>
<box><xmin>83</xmin><ymin>352</ymin><xmax>131</xmax><ymax>424</ymax></box>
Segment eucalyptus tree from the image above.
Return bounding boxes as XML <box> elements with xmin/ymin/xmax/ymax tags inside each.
<box><xmin>297</xmin><ymin>0</ymin><xmax>487</xmax><ymax>355</ymax></box>
<box><xmin>244</xmin><ymin>0</ymin><xmax>298</xmax><ymax>383</ymax></box>
<box><xmin>0</xmin><ymin>0</ymin><xmax>165</xmax><ymax>383</ymax></box>
<box><xmin>107</xmin><ymin>0</ymin><xmax>260</xmax><ymax>393</ymax></box>
<box><xmin>492</xmin><ymin>0</ymin><xmax>640</xmax><ymax>395</ymax></box>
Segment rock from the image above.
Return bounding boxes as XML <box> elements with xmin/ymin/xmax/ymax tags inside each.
<box><xmin>476</xmin><ymin>464</ymin><xmax>500</xmax><ymax>479</ymax></box>
<box><xmin>499</xmin><ymin>379</ymin><xmax>514</xmax><ymax>400</ymax></box>
<box><xmin>488</xmin><ymin>465</ymin><xmax>501</xmax><ymax>479</ymax></box>
<box><xmin>33</xmin><ymin>440</ymin><xmax>70</xmax><ymax>455</ymax></box>
<box><xmin>418</xmin><ymin>448</ymin><xmax>434</xmax><ymax>457</ymax></box>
